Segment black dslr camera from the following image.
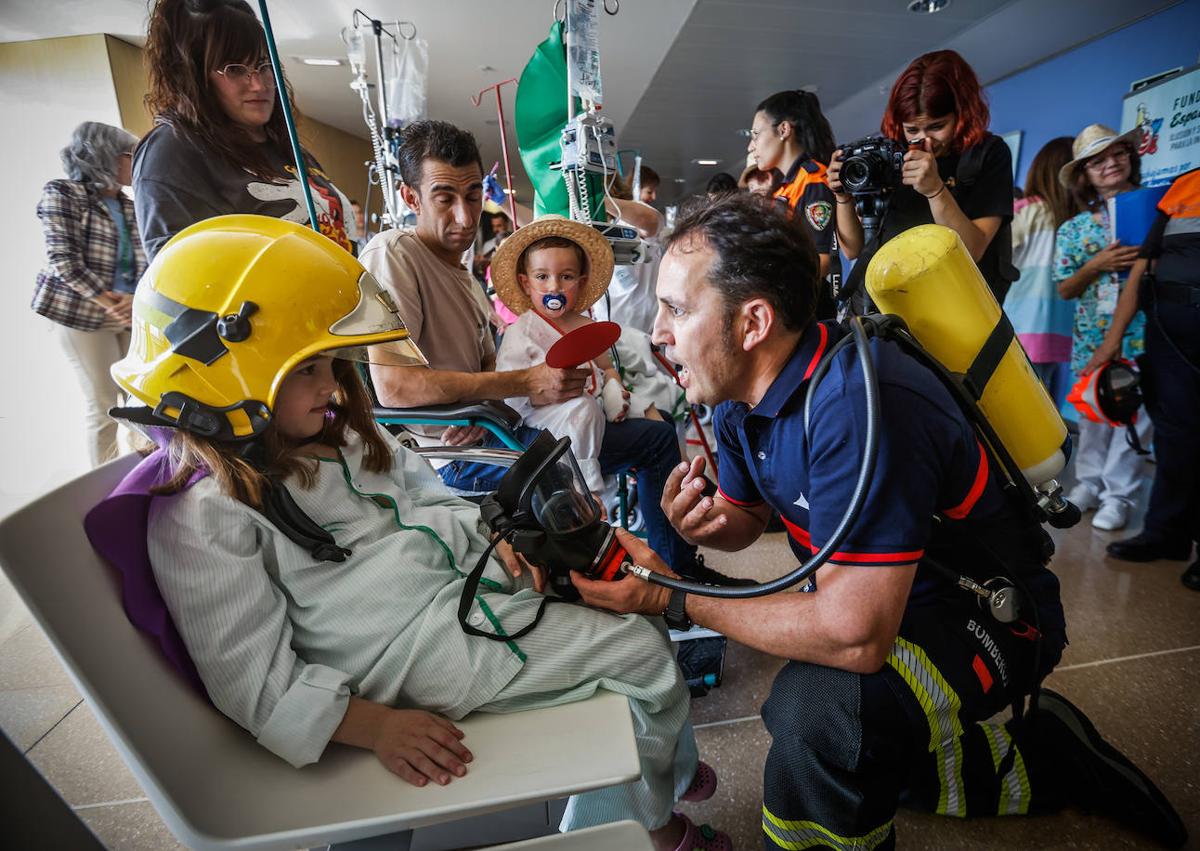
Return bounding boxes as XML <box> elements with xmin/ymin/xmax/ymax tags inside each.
<box><xmin>838</xmin><ymin>135</ymin><xmax>906</xmax><ymax>197</ymax></box>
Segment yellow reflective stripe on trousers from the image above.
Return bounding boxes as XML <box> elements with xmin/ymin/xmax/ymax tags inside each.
<box><xmin>886</xmin><ymin>637</ymin><xmax>966</xmax><ymax>817</ymax></box>
<box><xmin>983</xmin><ymin>724</ymin><xmax>1030</xmax><ymax>815</ymax></box>
<box><xmin>763</xmin><ymin>805</ymin><xmax>892</xmax><ymax>850</ymax></box>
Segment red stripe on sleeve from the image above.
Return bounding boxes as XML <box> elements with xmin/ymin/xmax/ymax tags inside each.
<box><xmin>717</xmin><ymin>488</ymin><xmax>764</xmax><ymax>508</ymax></box>
<box><xmin>943</xmin><ymin>440</ymin><xmax>989</xmax><ymax>520</ymax></box>
<box><xmin>780</xmin><ymin>516</ymin><xmax>923</xmax><ymax>565</ymax></box>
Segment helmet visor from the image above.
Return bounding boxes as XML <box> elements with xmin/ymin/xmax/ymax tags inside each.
<box><xmin>329</xmin><ymin>271</ymin><xmax>427</xmax><ymax>367</ymax></box>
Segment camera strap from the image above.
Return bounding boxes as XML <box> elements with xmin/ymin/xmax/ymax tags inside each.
<box><xmin>457</xmin><ymin>532</ymin><xmax>567</xmax><ymax>642</ymax></box>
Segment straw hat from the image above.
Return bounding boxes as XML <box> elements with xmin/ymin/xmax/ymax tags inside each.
<box><xmin>1058</xmin><ymin>123</ymin><xmax>1142</xmax><ymax>187</ymax></box>
<box><xmin>490</xmin><ymin>215</ymin><xmax>615</xmax><ymax>315</ymax></box>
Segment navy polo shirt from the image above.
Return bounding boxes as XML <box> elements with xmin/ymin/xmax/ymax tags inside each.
<box><xmin>715</xmin><ymin>321</ymin><xmax>1008</xmax><ymax>596</ymax></box>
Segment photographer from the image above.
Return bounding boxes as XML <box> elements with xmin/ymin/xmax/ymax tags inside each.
<box><xmin>829</xmin><ymin>50</ymin><xmax>1016</xmax><ymax>301</ymax></box>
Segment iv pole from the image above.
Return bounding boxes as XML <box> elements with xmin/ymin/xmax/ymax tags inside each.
<box><xmin>471</xmin><ymin>79</ymin><xmax>521</xmax><ymax>227</ymax></box>
<box><xmin>345</xmin><ymin>10</ymin><xmax>418</xmax><ymax>229</ymax></box>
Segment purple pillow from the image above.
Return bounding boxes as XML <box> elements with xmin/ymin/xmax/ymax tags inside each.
<box><xmin>83</xmin><ymin>449</ymin><xmax>207</xmax><ymax>696</ymax></box>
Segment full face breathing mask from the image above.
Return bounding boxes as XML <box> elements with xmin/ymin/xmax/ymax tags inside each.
<box><xmin>458</xmin><ymin>432</ymin><xmax>630</xmax><ymax>642</ymax></box>
<box><xmin>483</xmin><ymin>431</ymin><xmax>629</xmax><ymax>596</ymax></box>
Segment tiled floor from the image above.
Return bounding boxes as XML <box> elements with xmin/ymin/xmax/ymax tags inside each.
<box><xmin>1</xmin><ymin>462</ymin><xmax>1197</xmax><ymax>849</ymax></box>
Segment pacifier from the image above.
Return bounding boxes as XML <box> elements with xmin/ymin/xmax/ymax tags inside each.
<box><xmin>541</xmin><ymin>293</ymin><xmax>567</xmax><ymax>312</ymax></box>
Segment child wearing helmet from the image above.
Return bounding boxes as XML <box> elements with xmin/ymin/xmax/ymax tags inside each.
<box><xmin>109</xmin><ymin>215</ymin><xmax>729</xmax><ymax>849</ymax></box>
<box><xmin>492</xmin><ymin>216</ymin><xmax>665</xmax><ymax>500</ymax></box>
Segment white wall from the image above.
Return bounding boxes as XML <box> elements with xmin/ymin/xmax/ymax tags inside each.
<box><xmin>0</xmin><ymin>35</ymin><xmax>124</xmax><ymax>518</ymax></box>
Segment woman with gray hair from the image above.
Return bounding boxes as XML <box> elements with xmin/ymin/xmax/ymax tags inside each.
<box><xmin>33</xmin><ymin>120</ymin><xmax>147</xmax><ymax>466</ymax></box>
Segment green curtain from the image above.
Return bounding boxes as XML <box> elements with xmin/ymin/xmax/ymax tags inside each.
<box><xmin>515</xmin><ymin>20</ymin><xmax>607</xmax><ymax>221</ymax></box>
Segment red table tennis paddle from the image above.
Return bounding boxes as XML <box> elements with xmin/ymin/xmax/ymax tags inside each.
<box><xmin>545</xmin><ymin>321</ymin><xmax>621</xmax><ymax>368</ymax></box>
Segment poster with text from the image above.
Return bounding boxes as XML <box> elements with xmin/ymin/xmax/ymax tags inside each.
<box><xmin>1121</xmin><ymin>64</ymin><xmax>1200</xmax><ymax>187</ymax></box>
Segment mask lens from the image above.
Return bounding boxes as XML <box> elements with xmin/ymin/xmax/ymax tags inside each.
<box><xmin>529</xmin><ymin>451</ymin><xmax>598</xmax><ymax>534</ymax></box>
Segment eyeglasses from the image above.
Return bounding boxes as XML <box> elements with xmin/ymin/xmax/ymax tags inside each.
<box><xmin>215</xmin><ymin>61</ymin><xmax>276</xmax><ymax>87</ymax></box>
<box><xmin>1084</xmin><ymin>147</ymin><xmax>1130</xmax><ymax>171</ymax></box>
<box><xmin>750</xmin><ymin>123</ymin><xmax>781</xmax><ymax>141</ymax></box>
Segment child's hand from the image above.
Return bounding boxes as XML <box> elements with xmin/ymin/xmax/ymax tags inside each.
<box><xmin>601</xmin><ymin>376</ymin><xmax>630</xmax><ymax>421</ymax></box>
<box><xmin>495</xmin><ymin>539</ymin><xmax>546</xmax><ymax>592</ymax></box>
<box><xmin>372</xmin><ymin>708</ymin><xmax>471</xmax><ymax>787</ymax></box>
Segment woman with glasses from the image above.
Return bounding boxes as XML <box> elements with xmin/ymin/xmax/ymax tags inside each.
<box><xmin>1053</xmin><ymin>124</ymin><xmax>1149</xmax><ymax>532</ymax></box>
<box><xmin>134</xmin><ymin>0</ymin><xmax>358</xmax><ymax>259</ymax></box>
<box><xmin>33</xmin><ymin>121</ymin><xmax>146</xmax><ymax>466</ymax></box>
<box><xmin>747</xmin><ymin>90</ymin><xmax>839</xmax><ymax>317</ymax></box>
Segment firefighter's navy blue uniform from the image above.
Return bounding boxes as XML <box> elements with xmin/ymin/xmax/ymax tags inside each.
<box><xmin>714</xmin><ymin>321</ymin><xmax>1069</xmax><ymax>848</ymax></box>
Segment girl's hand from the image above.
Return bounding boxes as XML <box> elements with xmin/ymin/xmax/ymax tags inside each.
<box><xmin>827</xmin><ymin>148</ymin><xmax>848</xmax><ymax>199</ymax></box>
<box><xmin>1087</xmin><ymin>241</ymin><xmax>1140</xmax><ymax>274</ymax></box>
<box><xmin>372</xmin><ymin>708</ymin><xmax>472</xmax><ymax>787</ymax></box>
<box><xmin>1083</xmin><ymin>337</ymin><xmax>1121</xmax><ymax>375</ymax></box>
<box><xmin>902</xmin><ymin>140</ymin><xmax>943</xmax><ymax>198</ymax></box>
<box><xmin>495</xmin><ymin>538</ymin><xmax>546</xmax><ymax>592</ymax></box>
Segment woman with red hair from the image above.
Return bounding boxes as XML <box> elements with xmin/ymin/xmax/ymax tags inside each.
<box><xmin>830</xmin><ymin>49</ymin><xmax>1017</xmax><ymax>301</ymax></box>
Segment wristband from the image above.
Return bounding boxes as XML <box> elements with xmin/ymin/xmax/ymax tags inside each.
<box><xmin>923</xmin><ymin>183</ymin><xmax>946</xmax><ymax>200</ymax></box>
<box><xmin>835</xmin><ymin>196</ymin><xmax>853</xmax><ymax>205</ymax></box>
<box><xmin>664</xmin><ymin>588</ymin><xmax>692</xmax><ymax>631</ymax></box>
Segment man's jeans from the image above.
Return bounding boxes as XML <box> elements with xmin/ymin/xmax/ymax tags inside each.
<box><xmin>439</xmin><ymin>417</ymin><xmax>698</xmax><ymax>571</ymax></box>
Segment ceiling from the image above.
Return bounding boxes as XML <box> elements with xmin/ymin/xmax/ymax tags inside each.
<box><xmin>0</xmin><ymin>0</ymin><xmax>1180</xmax><ymax>206</ymax></box>
<box><xmin>624</xmin><ymin>0</ymin><xmax>1182</xmax><ymax>202</ymax></box>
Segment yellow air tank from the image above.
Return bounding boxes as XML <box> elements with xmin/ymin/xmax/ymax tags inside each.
<box><xmin>865</xmin><ymin>224</ymin><xmax>1069</xmax><ymax>489</ymax></box>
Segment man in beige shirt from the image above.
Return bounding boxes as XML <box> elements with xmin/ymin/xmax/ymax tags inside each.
<box><xmin>361</xmin><ymin>120</ymin><xmax>705</xmax><ymax>577</ymax></box>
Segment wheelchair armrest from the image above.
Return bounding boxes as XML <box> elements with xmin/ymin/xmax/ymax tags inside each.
<box><xmin>410</xmin><ymin>446</ymin><xmax>522</xmax><ymax>468</ymax></box>
<box><xmin>373</xmin><ymin>400</ymin><xmax>522</xmax><ymax>433</ymax></box>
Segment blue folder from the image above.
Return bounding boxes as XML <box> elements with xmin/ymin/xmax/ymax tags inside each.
<box><xmin>1114</xmin><ymin>186</ymin><xmax>1169</xmax><ymax>249</ymax></box>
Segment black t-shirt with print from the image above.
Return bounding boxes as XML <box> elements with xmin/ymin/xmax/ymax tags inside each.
<box><xmin>133</xmin><ymin>121</ymin><xmax>358</xmax><ymax>260</ymax></box>
<box><xmin>875</xmin><ymin>133</ymin><xmax>1016</xmax><ymax>301</ymax></box>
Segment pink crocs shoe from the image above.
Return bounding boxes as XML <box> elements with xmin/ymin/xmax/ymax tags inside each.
<box><xmin>670</xmin><ymin>812</ymin><xmax>732</xmax><ymax>851</ymax></box>
<box><xmin>681</xmin><ymin>760</ymin><xmax>718</xmax><ymax>803</ymax></box>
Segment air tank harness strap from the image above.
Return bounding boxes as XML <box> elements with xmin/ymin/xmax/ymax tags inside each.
<box><xmin>962</xmin><ymin>313</ymin><xmax>1015</xmax><ymax>401</ymax></box>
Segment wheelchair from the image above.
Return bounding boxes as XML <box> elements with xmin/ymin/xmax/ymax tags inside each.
<box><xmin>372</xmin><ymin>399</ymin><xmax>725</xmax><ymax>699</ymax></box>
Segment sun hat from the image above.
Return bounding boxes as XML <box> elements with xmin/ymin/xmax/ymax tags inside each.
<box><xmin>490</xmin><ymin>215</ymin><xmax>615</xmax><ymax>315</ymax></box>
<box><xmin>1059</xmin><ymin>124</ymin><xmax>1142</xmax><ymax>187</ymax></box>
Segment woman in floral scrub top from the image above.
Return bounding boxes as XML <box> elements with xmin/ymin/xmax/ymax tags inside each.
<box><xmin>1053</xmin><ymin>124</ymin><xmax>1149</xmax><ymax>532</ymax></box>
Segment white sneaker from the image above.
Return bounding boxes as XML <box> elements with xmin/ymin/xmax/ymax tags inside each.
<box><xmin>1067</xmin><ymin>484</ymin><xmax>1099</xmax><ymax>512</ymax></box>
<box><xmin>1093</xmin><ymin>500</ymin><xmax>1129</xmax><ymax>531</ymax></box>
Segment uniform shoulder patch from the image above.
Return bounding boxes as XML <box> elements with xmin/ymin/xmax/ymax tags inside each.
<box><xmin>805</xmin><ymin>200</ymin><xmax>832</xmax><ymax>231</ymax></box>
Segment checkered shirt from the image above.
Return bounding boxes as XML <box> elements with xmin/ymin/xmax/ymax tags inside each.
<box><xmin>32</xmin><ymin>179</ymin><xmax>147</xmax><ymax>331</ymax></box>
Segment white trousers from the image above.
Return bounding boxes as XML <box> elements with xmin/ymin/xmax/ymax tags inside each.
<box><xmin>56</xmin><ymin>323</ymin><xmax>130</xmax><ymax>467</ymax></box>
<box><xmin>1073</xmin><ymin>414</ymin><xmax>1153</xmax><ymax>506</ymax></box>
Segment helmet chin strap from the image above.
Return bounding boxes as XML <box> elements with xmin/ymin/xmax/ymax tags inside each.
<box><xmin>237</xmin><ymin>434</ymin><xmax>353</xmax><ymax>563</ymax></box>
<box><xmin>108</xmin><ymin>403</ymin><xmax>353</xmax><ymax>564</ymax></box>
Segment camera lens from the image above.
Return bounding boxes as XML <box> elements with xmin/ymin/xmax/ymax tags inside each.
<box><xmin>842</xmin><ymin>158</ymin><xmax>871</xmax><ymax>192</ymax></box>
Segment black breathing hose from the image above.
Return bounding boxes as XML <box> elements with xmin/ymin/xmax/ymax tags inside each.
<box><xmin>630</xmin><ymin>315</ymin><xmax>881</xmax><ymax>599</ymax></box>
